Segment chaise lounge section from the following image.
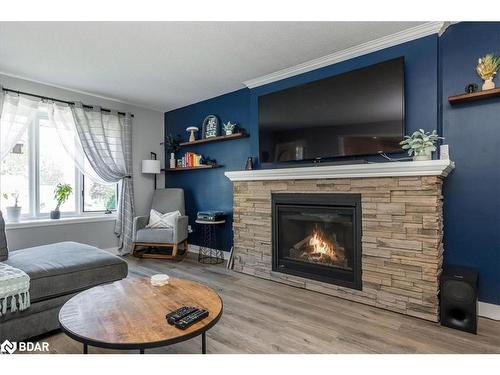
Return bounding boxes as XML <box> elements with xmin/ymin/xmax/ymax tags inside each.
<box><xmin>0</xmin><ymin>241</ymin><xmax>128</xmax><ymax>342</ymax></box>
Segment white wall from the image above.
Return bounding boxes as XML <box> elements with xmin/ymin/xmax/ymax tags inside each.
<box><xmin>0</xmin><ymin>73</ymin><xmax>164</xmax><ymax>250</ymax></box>
<box><xmin>6</xmin><ymin>220</ymin><xmax>119</xmax><ymax>250</ymax></box>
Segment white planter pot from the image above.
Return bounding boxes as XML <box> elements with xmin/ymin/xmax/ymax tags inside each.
<box><xmin>225</xmin><ymin>130</ymin><xmax>233</xmax><ymax>136</ymax></box>
<box><xmin>169</xmin><ymin>153</ymin><xmax>176</xmax><ymax>169</ymax></box>
<box><xmin>413</xmin><ymin>150</ymin><xmax>432</xmax><ymax>161</ymax></box>
<box><xmin>482</xmin><ymin>77</ymin><xmax>495</xmax><ymax>91</ymax></box>
<box><xmin>6</xmin><ymin>206</ymin><xmax>21</xmax><ymax>222</ymax></box>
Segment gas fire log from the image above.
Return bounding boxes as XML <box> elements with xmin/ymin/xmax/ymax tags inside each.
<box><xmin>289</xmin><ymin>232</ymin><xmax>347</xmax><ymax>266</ymax></box>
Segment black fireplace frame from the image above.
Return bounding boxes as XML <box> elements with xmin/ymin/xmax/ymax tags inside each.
<box><xmin>272</xmin><ymin>193</ymin><xmax>362</xmax><ymax>290</ymax></box>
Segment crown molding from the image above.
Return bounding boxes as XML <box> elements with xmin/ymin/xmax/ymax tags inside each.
<box><xmin>243</xmin><ymin>22</ymin><xmax>446</xmax><ymax>89</ymax></box>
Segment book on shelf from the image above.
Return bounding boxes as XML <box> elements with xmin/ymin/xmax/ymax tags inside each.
<box><xmin>181</xmin><ymin>152</ymin><xmax>202</xmax><ymax>168</ymax></box>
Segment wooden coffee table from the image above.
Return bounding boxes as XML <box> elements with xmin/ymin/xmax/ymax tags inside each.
<box><xmin>58</xmin><ymin>277</ymin><xmax>223</xmax><ymax>354</ymax></box>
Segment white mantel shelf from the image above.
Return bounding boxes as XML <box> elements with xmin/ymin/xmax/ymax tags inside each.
<box><xmin>225</xmin><ymin>160</ymin><xmax>455</xmax><ymax>182</ymax></box>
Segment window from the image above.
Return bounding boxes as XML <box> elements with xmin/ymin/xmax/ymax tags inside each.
<box><xmin>83</xmin><ymin>177</ymin><xmax>118</xmax><ymax>212</ymax></box>
<box><xmin>0</xmin><ymin>111</ymin><xmax>117</xmax><ymax>219</ymax></box>
<box><xmin>0</xmin><ymin>128</ymin><xmax>30</xmax><ymax>214</ymax></box>
<box><xmin>38</xmin><ymin>118</ymin><xmax>77</xmax><ymax>214</ymax></box>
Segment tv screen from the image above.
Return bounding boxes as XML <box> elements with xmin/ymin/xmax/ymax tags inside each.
<box><xmin>258</xmin><ymin>57</ymin><xmax>405</xmax><ymax>163</ymax></box>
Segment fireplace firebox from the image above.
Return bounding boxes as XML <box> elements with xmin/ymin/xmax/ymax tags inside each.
<box><xmin>272</xmin><ymin>193</ymin><xmax>362</xmax><ymax>290</ymax></box>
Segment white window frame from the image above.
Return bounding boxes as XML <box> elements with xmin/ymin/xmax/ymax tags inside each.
<box><xmin>82</xmin><ymin>175</ymin><xmax>119</xmax><ymax>213</ymax></box>
<box><xmin>1</xmin><ymin>110</ymin><xmax>117</xmax><ymax>221</ymax></box>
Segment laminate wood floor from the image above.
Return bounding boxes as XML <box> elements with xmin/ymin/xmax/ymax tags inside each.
<box><xmin>36</xmin><ymin>253</ymin><xmax>500</xmax><ymax>354</ymax></box>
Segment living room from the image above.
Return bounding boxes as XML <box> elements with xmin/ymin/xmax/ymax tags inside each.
<box><xmin>1</xmin><ymin>2</ymin><xmax>499</xmax><ymax>374</ymax></box>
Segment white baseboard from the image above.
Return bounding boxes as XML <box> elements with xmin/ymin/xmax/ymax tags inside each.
<box><xmin>479</xmin><ymin>302</ymin><xmax>500</xmax><ymax>321</ymax></box>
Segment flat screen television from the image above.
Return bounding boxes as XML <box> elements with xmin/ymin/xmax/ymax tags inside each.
<box><xmin>258</xmin><ymin>57</ymin><xmax>405</xmax><ymax>163</ymax></box>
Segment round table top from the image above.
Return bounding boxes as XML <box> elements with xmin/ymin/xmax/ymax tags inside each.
<box><xmin>58</xmin><ymin>277</ymin><xmax>223</xmax><ymax>350</ymax></box>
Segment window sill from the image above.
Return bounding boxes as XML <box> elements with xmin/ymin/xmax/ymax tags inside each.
<box><xmin>5</xmin><ymin>215</ymin><xmax>117</xmax><ymax>230</ymax></box>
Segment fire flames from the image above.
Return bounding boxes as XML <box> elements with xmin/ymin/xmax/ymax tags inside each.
<box><xmin>307</xmin><ymin>227</ymin><xmax>338</xmax><ymax>262</ymax></box>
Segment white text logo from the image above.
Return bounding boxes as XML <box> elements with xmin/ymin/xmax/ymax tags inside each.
<box><xmin>0</xmin><ymin>340</ymin><xmax>49</xmax><ymax>354</ymax></box>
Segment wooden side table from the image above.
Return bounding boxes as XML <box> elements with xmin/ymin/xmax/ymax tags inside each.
<box><xmin>195</xmin><ymin>219</ymin><xmax>225</xmax><ymax>264</ymax></box>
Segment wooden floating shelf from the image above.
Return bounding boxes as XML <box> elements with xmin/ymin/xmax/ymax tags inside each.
<box><xmin>162</xmin><ymin>165</ymin><xmax>222</xmax><ymax>172</ymax></box>
<box><xmin>179</xmin><ymin>132</ymin><xmax>248</xmax><ymax>147</ymax></box>
<box><xmin>448</xmin><ymin>87</ymin><xmax>500</xmax><ymax>104</ymax></box>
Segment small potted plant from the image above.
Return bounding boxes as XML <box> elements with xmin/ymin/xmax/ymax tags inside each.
<box><xmin>476</xmin><ymin>53</ymin><xmax>500</xmax><ymax>90</ymax></box>
<box><xmin>222</xmin><ymin>121</ymin><xmax>236</xmax><ymax>136</ymax></box>
<box><xmin>51</xmin><ymin>183</ymin><xmax>72</xmax><ymax>219</ymax></box>
<box><xmin>165</xmin><ymin>134</ymin><xmax>181</xmax><ymax>169</ymax></box>
<box><xmin>400</xmin><ymin>129</ymin><xmax>443</xmax><ymax>161</ymax></box>
<box><xmin>3</xmin><ymin>192</ymin><xmax>21</xmax><ymax>222</ymax></box>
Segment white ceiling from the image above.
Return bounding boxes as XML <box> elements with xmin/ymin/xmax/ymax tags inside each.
<box><xmin>0</xmin><ymin>22</ymin><xmax>425</xmax><ymax>112</ymax></box>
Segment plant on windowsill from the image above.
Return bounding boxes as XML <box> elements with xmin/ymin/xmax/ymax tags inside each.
<box><xmin>51</xmin><ymin>183</ymin><xmax>73</xmax><ymax>219</ymax></box>
<box><xmin>3</xmin><ymin>192</ymin><xmax>21</xmax><ymax>223</ymax></box>
<box><xmin>400</xmin><ymin>129</ymin><xmax>444</xmax><ymax>161</ymax></box>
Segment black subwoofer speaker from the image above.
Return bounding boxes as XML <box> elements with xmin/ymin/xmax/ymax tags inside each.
<box><xmin>440</xmin><ymin>266</ymin><xmax>478</xmax><ymax>334</ymax></box>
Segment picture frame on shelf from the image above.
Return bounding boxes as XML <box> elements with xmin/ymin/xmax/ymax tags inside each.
<box><xmin>202</xmin><ymin>115</ymin><xmax>219</xmax><ymax>139</ymax></box>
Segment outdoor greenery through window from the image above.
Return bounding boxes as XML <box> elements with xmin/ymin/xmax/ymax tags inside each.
<box><xmin>83</xmin><ymin>176</ymin><xmax>117</xmax><ymax>212</ymax></box>
<box><xmin>0</xmin><ymin>111</ymin><xmax>118</xmax><ymax>219</ymax></box>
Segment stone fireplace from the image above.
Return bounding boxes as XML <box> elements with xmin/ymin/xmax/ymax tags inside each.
<box><xmin>272</xmin><ymin>193</ymin><xmax>362</xmax><ymax>290</ymax></box>
<box><xmin>225</xmin><ymin>160</ymin><xmax>454</xmax><ymax>322</ymax></box>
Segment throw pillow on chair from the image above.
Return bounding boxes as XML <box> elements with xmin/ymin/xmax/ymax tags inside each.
<box><xmin>146</xmin><ymin>209</ymin><xmax>181</xmax><ymax>229</ymax></box>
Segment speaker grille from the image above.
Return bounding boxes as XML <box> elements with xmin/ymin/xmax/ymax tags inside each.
<box><xmin>443</xmin><ymin>280</ymin><xmax>474</xmax><ymax>303</ymax></box>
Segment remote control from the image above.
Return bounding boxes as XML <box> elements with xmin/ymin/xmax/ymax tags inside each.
<box><xmin>174</xmin><ymin>309</ymin><xmax>209</xmax><ymax>330</ymax></box>
<box><xmin>166</xmin><ymin>306</ymin><xmax>198</xmax><ymax>325</ymax></box>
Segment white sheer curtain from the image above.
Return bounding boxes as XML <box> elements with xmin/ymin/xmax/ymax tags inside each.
<box><xmin>47</xmin><ymin>102</ymin><xmax>104</xmax><ymax>184</ymax></box>
<box><xmin>0</xmin><ymin>90</ymin><xmax>41</xmax><ymax>161</ymax></box>
<box><xmin>71</xmin><ymin>103</ymin><xmax>135</xmax><ymax>254</ymax></box>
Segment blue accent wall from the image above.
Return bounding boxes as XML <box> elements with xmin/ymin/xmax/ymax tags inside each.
<box><xmin>164</xmin><ymin>89</ymin><xmax>252</xmax><ymax>249</ymax></box>
<box><xmin>440</xmin><ymin>22</ymin><xmax>500</xmax><ymax>304</ymax></box>
<box><xmin>164</xmin><ymin>24</ymin><xmax>500</xmax><ymax>304</ymax></box>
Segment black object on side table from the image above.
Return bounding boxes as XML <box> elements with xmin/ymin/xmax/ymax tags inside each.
<box><xmin>196</xmin><ymin>219</ymin><xmax>225</xmax><ymax>264</ymax></box>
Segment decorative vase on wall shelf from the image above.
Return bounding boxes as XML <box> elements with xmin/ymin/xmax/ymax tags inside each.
<box><xmin>169</xmin><ymin>153</ymin><xmax>176</xmax><ymax>169</ymax></box>
<box><xmin>6</xmin><ymin>206</ymin><xmax>21</xmax><ymax>222</ymax></box>
<box><xmin>482</xmin><ymin>77</ymin><xmax>495</xmax><ymax>91</ymax></box>
<box><xmin>476</xmin><ymin>54</ymin><xmax>500</xmax><ymax>91</ymax></box>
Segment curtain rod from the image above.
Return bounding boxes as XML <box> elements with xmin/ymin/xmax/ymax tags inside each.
<box><xmin>1</xmin><ymin>87</ymin><xmax>134</xmax><ymax>118</ymax></box>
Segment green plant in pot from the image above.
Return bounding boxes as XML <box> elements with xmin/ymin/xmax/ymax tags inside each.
<box><xmin>222</xmin><ymin>121</ymin><xmax>236</xmax><ymax>135</ymax></box>
<box><xmin>3</xmin><ymin>192</ymin><xmax>21</xmax><ymax>222</ymax></box>
<box><xmin>51</xmin><ymin>183</ymin><xmax>73</xmax><ymax>219</ymax></box>
<box><xmin>400</xmin><ymin>129</ymin><xmax>443</xmax><ymax>161</ymax></box>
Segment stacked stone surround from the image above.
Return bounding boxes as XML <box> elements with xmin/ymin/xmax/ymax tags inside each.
<box><xmin>231</xmin><ymin>176</ymin><xmax>444</xmax><ymax>322</ymax></box>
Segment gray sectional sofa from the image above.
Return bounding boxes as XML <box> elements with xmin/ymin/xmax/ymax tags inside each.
<box><xmin>0</xmin><ymin>230</ymin><xmax>128</xmax><ymax>341</ymax></box>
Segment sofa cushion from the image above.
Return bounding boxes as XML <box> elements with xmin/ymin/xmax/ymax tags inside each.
<box><xmin>136</xmin><ymin>228</ymin><xmax>174</xmax><ymax>243</ymax></box>
<box><xmin>4</xmin><ymin>241</ymin><xmax>128</xmax><ymax>302</ymax></box>
<box><xmin>0</xmin><ymin>211</ymin><xmax>8</xmax><ymax>261</ymax></box>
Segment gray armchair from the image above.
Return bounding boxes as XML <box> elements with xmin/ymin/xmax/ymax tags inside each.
<box><xmin>131</xmin><ymin>188</ymin><xmax>189</xmax><ymax>260</ymax></box>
